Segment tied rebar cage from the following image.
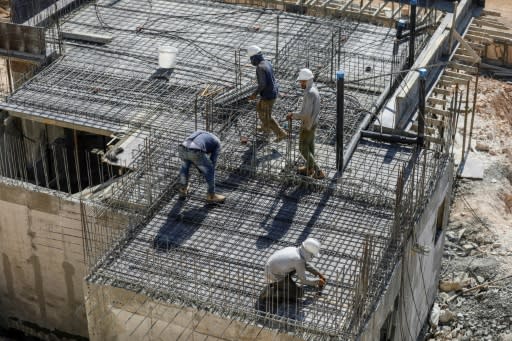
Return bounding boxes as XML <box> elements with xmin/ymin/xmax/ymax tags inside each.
<box><xmin>0</xmin><ymin>0</ymin><xmax>455</xmax><ymax>338</ymax></box>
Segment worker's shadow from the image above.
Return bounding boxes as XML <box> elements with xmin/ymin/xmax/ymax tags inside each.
<box><xmin>153</xmin><ymin>200</ymin><xmax>208</xmax><ymax>251</ymax></box>
<box><xmin>256</xmin><ymin>186</ymin><xmax>307</xmax><ymax>249</ymax></box>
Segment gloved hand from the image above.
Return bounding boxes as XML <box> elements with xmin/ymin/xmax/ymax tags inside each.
<box><xmin>248</xmin><ymin>94</ymin><xmax>257</xmax><ymax>100</ymax></box>
<box><xmin>318</xmin><ymin>277</ymin><xmax>326</xmax><ymax>288</ymax></box>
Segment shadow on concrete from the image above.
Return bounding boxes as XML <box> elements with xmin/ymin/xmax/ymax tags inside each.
<box><xmin>256</xmin><ymin>186</ymin><xmax>308</xmax><ymax>249</ymax></box>
<box><xmin>153</xmin><ymin>200</ymin><xmax>208</xmax><ymax>250</ymax></box>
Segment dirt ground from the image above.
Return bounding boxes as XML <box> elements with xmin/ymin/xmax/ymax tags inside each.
<box><xmin>425</xmin><ymin>2</ymin><xmax>512</xmax><ymax>338</ymax></box>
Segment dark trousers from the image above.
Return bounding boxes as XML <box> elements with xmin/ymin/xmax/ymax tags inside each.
<box><xmin>256</xmin><ymin>272</ymin><xmax>304</xmax><ymax>313</ymax></box>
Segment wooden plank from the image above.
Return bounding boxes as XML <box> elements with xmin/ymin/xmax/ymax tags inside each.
<box><xmin>340</xmin><ymin>0</ymin><xmax>355</xmax><ymax>11</ymax></box>
<box><xmin>411</xmin><ymin>123</ymin><xmax>435</xmax><ymax>134</ymax></box>
<box><xmin>465</xmin><ymin>33</ymin><xmax>493</xmax><ymax>44</ymax></box>
<box><xmin>359</xmin><ymin>0</ymin><xmax>373</xmax><ymax>14</ymax></box>
<box><xmin>444</xmin><ymin>71</ymin><xmax>473</xmax><ymax>82</ymax></box>
<box><xmin>433</xmin><ymin>87</ymin><xmax>452</xmax><ymax>96</ymax></box>
<box><xmin>427</xmin><ymin>97</ymin><xmax>448</xmax><ymax>106</ymax></box>
<box><xmin>426</xmin><ymin>106</ymin><xmax>451</xmax><ymax>117</ymax></box>
<box><xmin>372</xmin><ymin>1</ymin><xmax>388</xmax><ymax>16</ymax></box>
<box><xmin>474</xmin><ymin>18</ymin><xmax>509</xmax><ymax>30</ymax></box>
<box><xmin>452</xmin><ymin>30</ymin><xmax>482</xmax><ymax>64</ymax></box>
<box><xmin>448</xmin><ymin>62</ymin><xmax>478</xmax><ymax>74</ymax></box>
<box><xmin>426</xmin><ymin>136</ymin><xmax>444</xmax><ymax>145</ymax></box>
<box><xmin>438</xmin><ymin>78</ymin><xmax>454</xmax><ymax>87</ymax></box>
<box><xmin>443</xmin><ymin>75</ymin><xmax>470</xmax><ymax>85</ymax></box>
<box><xmin>470</xmin><ymin>26</ymin><xmax>512</xmax><ymax>39</ymax></box>
<box><xmin>481</xmin><ymin>10</ymin><xmax>501</xmax><ymax>17</ymax></box>
<box><xmin>425</xmin><ymin>117</ymin><xmax>447</xmax><ymax>128</ymax></box>
<box><xmin>453</xmin><ymin>53</ymin><xmax>480</xmax><ymax>64</ymax></box>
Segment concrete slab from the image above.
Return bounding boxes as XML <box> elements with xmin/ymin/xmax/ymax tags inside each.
<box><xmin>459</xmin><ymin>154</ymin><xmax>484</xmax><ymax>179</ymax></box>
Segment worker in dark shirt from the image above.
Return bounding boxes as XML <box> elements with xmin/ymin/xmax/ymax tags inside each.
<box><xmin>178</xmin><ymin>130</ymin><xmax>225</xmax><ymax>203</ymax></box>
<box><xmin>247</xmin><ymin>45</ymin><xmax>287</xmax><ymax>143</ymax></box>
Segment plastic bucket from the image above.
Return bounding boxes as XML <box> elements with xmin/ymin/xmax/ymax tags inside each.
<box><xmin>158</xmin><ymin>46</ymin><xmax>178</xmax><ymax>68</ymax></box>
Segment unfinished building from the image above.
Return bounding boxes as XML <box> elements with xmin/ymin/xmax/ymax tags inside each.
<box><xmin>0</xmin><ymin>0</ymin><xmax>496</xmax><ymax>340</ymax></box>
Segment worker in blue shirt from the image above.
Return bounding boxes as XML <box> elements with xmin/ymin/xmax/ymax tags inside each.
<box><xmin>247</xmin><ymin>45</ymin><xmax>287</xmax><ymax>143</ymax></box>
<box><xmin>178</xmin><ymin>130</ymin><xmax>225</xmax><ymax>203</ymax></box>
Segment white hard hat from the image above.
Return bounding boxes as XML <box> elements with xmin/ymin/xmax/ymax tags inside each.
<box><xmin>247</xmin><ymin>45</ymin><xmax>262</xmax><ymax>57</ymax></box>
<box><xmin>297</xmin><ymin>68</ymin><xmax>314</xmax><ymax>81</ymax></box>
<box><xmin>302</xmin><ymin>238</ymin><xmax>321</xmax><ymax>257</ymax></box>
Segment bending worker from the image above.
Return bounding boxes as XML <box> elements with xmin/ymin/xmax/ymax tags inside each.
<box><xmin>178</xmin><ymin>130</ymin><xmax>225</xmax><ymax>203</ymax></box>
<box><xmin>287</xmin><ymin>68</ymin><xmax>325</xmax><ymax>179</ymax></box>
<box><xmin>257</xmin><ymin>238</ymin><xmax>326</xmax><ymax>311</ymax></box>
<box><xmin>247</xmin><ymin>45</ymin><xmax>287</xmax><ymax>143</ymax></box>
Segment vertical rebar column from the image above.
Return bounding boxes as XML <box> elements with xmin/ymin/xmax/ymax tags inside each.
<box><xmin>461</xmin><ymin>79</ymin><xmax>470</xmax><ymax>161</ymax></box>
<box><xmin>417</xmin><ymin>68</ymin><xmax>427</xmax><ymax>146</ymax></box>
<box><xmin>336</xmin><ymin>70</ymin><xmax>344</xmax><ymax>172</ymax></box>
<box><xmin>275</xmin><ymin>13</ymin><xmax>280</xmax><ymax>74</ymax></box>
<box><xmin>408</xmin><ymin>0</ymin><xmax>417</xmax><ymax>69</ymax></box>
<box><xmin>468</xmin><ymin>64</ymin><xmax>480</xmax><ymax>151</ymax></box>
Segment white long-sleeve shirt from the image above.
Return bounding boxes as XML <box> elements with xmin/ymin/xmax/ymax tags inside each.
<box><xmin>292</xmin><ymin>79</ymin><xmax>320</xmax><ymax>130</ymax></box>
<box><xmin>264</xmin><ymin>246</ymin><xmax>321</xmax><ymax>286</ymax></box>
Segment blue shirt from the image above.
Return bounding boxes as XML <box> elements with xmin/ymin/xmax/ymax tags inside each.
<box><xmin>251</xmin><ymin>54</ymin><xmax>278</xmax><ymax>100</ymax></box>
<box><xmin>183</xmin><ymin>130</ymin><xmax>221</xmax><ymax>166</ymax></box>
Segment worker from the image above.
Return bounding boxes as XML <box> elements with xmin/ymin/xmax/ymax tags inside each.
<box><xmin>247</xmin><ymin>45</ymin><xmax>287</xmax><ymax>143</ymax></box>
<box><xmin>287</xmin><ymin>68</ymin><xmax>325</xmax><ymax>179</ymax></box>
<box><xmin>256</xmin><ymin>238</ymin><xmax>326</xmax><ymax>312</ymax></box>
<box><xmin>178</xmin><ymin>130</ymin><xmax>225</xmax><ymax>203</ymax></box>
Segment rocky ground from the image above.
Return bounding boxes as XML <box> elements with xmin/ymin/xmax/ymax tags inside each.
<box><xmin>425</xmin><ymin>77</ymin><xmax>512</xmax><ymax>341</ymax></box>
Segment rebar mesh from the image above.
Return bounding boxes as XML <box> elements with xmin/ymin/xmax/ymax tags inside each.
<box><xmin>0</xmin><ymin>0</ymin><xmax>453</xmax><ymax>339</ymax></box>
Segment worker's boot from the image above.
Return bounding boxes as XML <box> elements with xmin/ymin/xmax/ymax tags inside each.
<box><xmin>274</xmin><ymin>131</ymin><xmax>287</xmax><ymax>143</ymax></box>
<box><xmin>297</xmin><ymin>166</ymin><xmax>308</xmax><ymax>175</ymax></box>
<box><xmin>312</xmin><ymin>169</ymin><xmax>326</xmax><ymax>180</ymax></box>
<box><xmin>207</xmin><ymin>193</ymin><xmax>226</xmax><ymax>203</ymax></box>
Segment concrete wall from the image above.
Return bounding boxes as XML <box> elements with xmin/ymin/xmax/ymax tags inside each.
<box><xmin>85</xmin><ymin>282</ymin><xmax>304</xmax><ymax>341</ymax></box>
<box><xmin>360</xmin><ymin>160</ymin><xmax>453</xmax><ymax>341</ymax></box>
<box><xmin>0</xmin><ymin>179</ymin><xmax>88</xmax><ymax>338</ymax></box>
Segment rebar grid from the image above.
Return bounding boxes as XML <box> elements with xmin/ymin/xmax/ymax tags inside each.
<box><xmin>0</xmin><ymin>0</ymin><xmax>451</xmax><ymax>338</ymax></box>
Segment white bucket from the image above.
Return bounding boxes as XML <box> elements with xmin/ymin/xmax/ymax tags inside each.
<box><xmin>158</xmin><ymin>46</ymin><xmax>178</xmax><ymax>68</ymax></box>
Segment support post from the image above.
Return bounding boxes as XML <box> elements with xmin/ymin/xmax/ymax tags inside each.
<box><xmin>448</xmin><ymin>1</ymin><xmax>459</xmax><ymax>55</ymax></box>
<box><xmin>336</xmin><ymin>70</ymin><xmax>345</xmax><ymax>172</ymax></box>
<box><xmin>275</xmin><ymin>13</ymin><xmax>280</xmax><ymax>74</ymax></box>
<box><xmin>417</xmin><ymin>68</ymin><xmax>427</xmax><ymax>146</ymax></box>
<box><xmin>468</xmin><ymin>64</ymin><xmax>480</xmax><ymax>151</ymax></box>
<box><xmin>408</xmin><ymin>0</ymin><xmax>417</xmax><ymax>69</ymax></box>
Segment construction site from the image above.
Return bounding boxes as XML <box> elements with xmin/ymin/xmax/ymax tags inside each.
<box><xmin>0</xmin><ymin>0</ymin><xmax>511</xmax><ymax>340</ymax></box>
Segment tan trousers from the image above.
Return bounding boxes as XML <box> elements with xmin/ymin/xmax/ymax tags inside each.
<box><xmin>256</xmin><ymin>99</ymin><xmax>286</xmax><ymax>138</ymax></box>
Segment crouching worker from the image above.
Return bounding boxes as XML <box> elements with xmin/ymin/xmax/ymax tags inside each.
<box><xmin>178</xmin><ymin>130</ymin><xmax>225</xmax><ymax>203</ymax></box>
<box><xmin>256</xmin><ymin>238</ymin><xmax>326</xmax><ymax>313</ymax></box>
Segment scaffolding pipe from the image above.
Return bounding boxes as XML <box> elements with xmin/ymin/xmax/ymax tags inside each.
<box><xmin>417</xmin><ymin>68</ymin><xmax>426</xmax><ymax>146</ymax></box>
<box><xmin>408</xmin><ymin>0</ymin><xmax>417</xmax><ymax>69</ymax></box>
<box><xmin>336</xmin><ymin>70</ymin><xmax>344</xmax><ymax>172</ymax></box>
<box><xmin>361</xmin><ymin>130</ymin><xmax>418</xmax><ymax>144</ymax></box>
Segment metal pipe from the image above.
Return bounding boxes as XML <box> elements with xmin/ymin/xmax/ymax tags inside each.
<box><xmin>408</xmin><ymin>0</ymin><xmax>417</xmax><ymax>68</ymax></box>
<box><xmin>336</xmin><ymin>70</ymin><xmax>344</xmax><ymax>172</ymax></box>
<box><xmin>417</xmin><ymin>68</ymin><xmax>427</xmax><ymax>146</ymax></box>
<box><xmin>361</xmin><ymin>130</ymin><xmax>418</xmax><ymax>144</ymax></box>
